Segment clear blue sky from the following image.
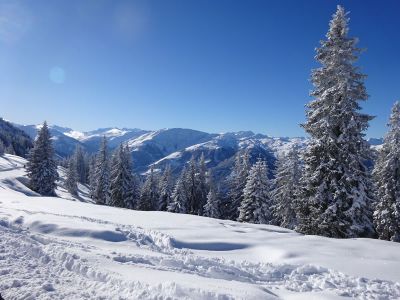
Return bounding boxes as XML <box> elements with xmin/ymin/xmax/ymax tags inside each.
<box><xmin>0</xmin><ymin>0</ymin><xmax>399</xmax><ymax>137</ymax></box>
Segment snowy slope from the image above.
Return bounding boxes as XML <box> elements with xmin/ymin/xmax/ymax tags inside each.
<box><xmin>1</xmin><ymin>154</ymin><xmax>399</xmax><ymax>299</ymax></box>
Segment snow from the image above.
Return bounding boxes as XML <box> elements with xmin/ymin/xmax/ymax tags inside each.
<box><xmin>1</xmin><ymin>154</ymin><xmax>400</xmax><ymax>299</ymax></box>
<box><xmin>64</xmin><ymin>130</ymin><xmax>85</xmax><ymax>140</ymax></box>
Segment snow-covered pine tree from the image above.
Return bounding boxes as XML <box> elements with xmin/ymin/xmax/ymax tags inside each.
<box><xmin>157</xmin><ymin>165</ymin><xmax>173</xmax><ymax>211</ymax></box>
<box><xmin>137</xmin><ymin>166</ymin><xmax>159</xmax><ymax>211</ymax></box>
<box><xmin>92</xmin><ymin>136</ymin><xmax>110</xmax><ymax>205</ymax></box>
<box><xmin>168</xmin><ymin>168</ymin><xmax>188</xmax><ymax>214</ymax></box>
<box><xmin>26</xmin><ymin>121</ymin><xmax>59</xmax><ymax>196</ymax></box>
<box><xmin>124</xmin><ymin>145</ymin><xmax>140</xmax><ymax>208</ymax></box>
<box><xmin>238</xmin><ymin>158</ymin><xmax>272</xmax><ymax>224</ymax></box>
<box><xmin>227</xmin><ymin>150</ymin><xmax>251</xmax><ymax>220</ymax></box>
<box><xmin>271</xmin><ymin>147</ymin><xmax>302</xmax><ymax>229</ymax></box>
<box><xmin>5</xmin><ymin>144</ymin><xmax>16</xmax><ymax>155</ymax></box>
<box><xmin>373</xmin><ymin>102</ymin><xmax>400</xmax><ymax>242</ymax></box>
<box><xmin>203</xmin><ymin>171</ymin><xmax>221</xmax><ymax>219</ymax></box>
<box><xmin>66</xmin><ymin>156</ymin><xmax>78</xmax><ymax>196</ymax></box>
<box><xmin>196</xmin><ymin>153</ymin><xmax>208</xmax><ymax>215</ymax></box>
<box><xmin>0</xmin><ymin>140</ymin><xmax>4</xmax><ymax>156</ymax></box>
<box><xmin>74</xmin><ymin>146</ymin><xmax>86</xmax><ymax>184</ymax></box>
<box><xmin>297</xmin><ymin>6</ymin><xmax>375</xmax><ymax>238</ymax></box>
<box><xmin>109</xmin><ymin>145</ymin><xmax>136</xmax><ymax>208</ymax></box>
<box><xmin>88</xmin><ymin>154</ymin><xmax>97</xmax><ymax>197</ymax></box>
<box><xmin>185</xmin><ymin>156</ymin><xmax>200</xmax><ymax>214</ymax></box>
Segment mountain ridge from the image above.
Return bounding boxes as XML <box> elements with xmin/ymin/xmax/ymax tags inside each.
<box><xmin>11</xmin><ymin>121</ymin><xmax>382</xmax><ymax>177</ymax></box>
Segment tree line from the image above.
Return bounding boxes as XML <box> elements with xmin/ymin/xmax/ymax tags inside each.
<box><xmin>22</xmin><ymin>6</ymin><xmax>400</xmax><ymax>243</ymax></box>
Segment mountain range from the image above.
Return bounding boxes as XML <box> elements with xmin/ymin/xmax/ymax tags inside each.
<box><xmin>11</xmin><ymin>123</ymin><xmax>308</xmax><ymax>174</ymax></box>
<box><xmin>11</xmin><ymin>122</ymin><xmax>382</xmax><ymax>178</ymax></box>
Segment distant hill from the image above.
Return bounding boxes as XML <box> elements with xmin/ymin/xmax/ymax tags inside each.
<box><xmin>0</xmin><ymin>118</ymin><xmax>33</xmax><ymax>157</ymax></box>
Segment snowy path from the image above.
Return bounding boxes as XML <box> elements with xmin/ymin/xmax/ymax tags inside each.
<box><xmin>1</xmin><ymin>195</ymin><xmax>400</xmax><ymax>299</ymax></box>
<box><xmin>1</xmin><ymin>155</ymin><xmax>400</xmax><ymax>299</ymax></box>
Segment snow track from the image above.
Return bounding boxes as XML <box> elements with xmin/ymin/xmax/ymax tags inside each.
<box><xmin>0</xmin><ymin>219</ymin><xmax>239</xmax><ymax>300</ymax></box>
<box><xmin>1</xmin><ymin>212</ymin><xmax>399</xmax><ymax>299</ymax></box>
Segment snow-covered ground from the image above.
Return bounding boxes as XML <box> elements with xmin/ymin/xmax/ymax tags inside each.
<box><xmin>1</xmin><ymin>154</ymin><xmax>400</xmax><ymax>299</ymax></box>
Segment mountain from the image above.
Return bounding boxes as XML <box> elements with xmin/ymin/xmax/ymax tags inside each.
<box><xmin>14</xmin><ymin>124</ymin><xmax>87</xmax><ymax>159</ymax></box>
<box><xmin>0</xmin><ymin>118</ymin><xmax>33</xmax><ymax>157</ymax></box>
<box><xmin>13</xmin><ymin>121</ymin><xmax>381</xmax><ymax>180</ymax></box>
<box><xmin>73</xmin><ymin>127</ymin><xmax>149</xmax><ymax>152</ymax></box>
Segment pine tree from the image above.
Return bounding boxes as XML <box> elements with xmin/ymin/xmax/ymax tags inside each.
<box><xmin>185</xmin><ymin>156</ymin><xmax>200</xmax><ymax>214</ymax></box>
<box><xmin>5</xmin><ymin>144</ymin><xmax>15</xmax><ymax>155</ymax></box>
<box><xmin>297</xmin><ymin>6</ymin><xmax>374</xmax><ymax>238</ymax></box>
<box><xmin>168</xmin><ymin>168</ymin><xmax>188</xmax><ymax>214</ymax></box>
<box><xmin>109</xmin><ymin>145</ymin><xmax>137</xmax><ymax>208</ymax></box>
<box><xmin>88</xmin><ymin>154</ymin><xmax>97</xmax><ymax>197</ymax></box>
<box><xmin>227</xmin><ymin>150</ymin><xmax>251</xmax><ymax>220</ymax></box>
<box><xmin>157</xmin><ymin>165</ymin><xmax>173</xmax><ymax>211</ymax></box>
<box><xmin>74</xmin><ymin>146</ymin><xmax>87</xmax><ymax>184</ymax></box>
<box><xmin>271</xmin><ymin>147</ymin><xmax>302</xmax><ymax>229</ymax></box>
<box><xmin>0</xmin><ymin>140</ymin><xmax>4</xmax><ymax>156</ymax></box>
<box><xmin>137</xmin><ymin>166</ymin><xmax>158</xmax><ymax>211</ymax></box>
<box><xmin>373</xmin><ymin>102</ymin><xmax>400</xmax><ymax>242</ymax></box>
<box><xmin>238</xmin><ymin>159</ymin><xmax>272</xmax><ymax>224</ymax></box>
<box><xmin>92</xmin><ymin>136</ymin><xmax>110</xmax><ymax>205</ymax></box>
<box><xmin>26</xmin><ymin>121</ymin><xmax>59</xmax><ymax>196</ymax></box>
<box><xmin>196</xmin><ymin>153</ymin><xmax>208</xmax><ymax>215</ymax></box>
<box><xmin>66</xmin><ymin>156</ymin><xmax>78</xmax><ymax>196</ymax></box>
<box><xmin>203</xmin><ymin>171</ymin><xmax>221</xmax><ymax>218</ymax></box>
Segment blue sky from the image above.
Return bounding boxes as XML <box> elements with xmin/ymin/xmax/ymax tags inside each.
<box><xmin>0</xmin><ymin>0</ymin><xmax>399</xmax><ymax>137</ymax></box>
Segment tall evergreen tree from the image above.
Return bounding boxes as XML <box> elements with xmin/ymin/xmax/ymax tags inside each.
<box><xmin>185</xmin><ymin>156</ymin><xmax>201</xmax><ymax>214</ymax></box>
<box><xmin>74</xmin><ymin>146</ymin><xmax>87</xmax><ymax>184</ymax></box>
<box><xmin>26</xmin><ymin>121</ymin><xmax>59</xmax><ymax>196</ymax></box>
<box><xmin>203</xmin><ymin>171</ymin><xmax>221</xmax><ymax>219</ymax></box>
<box><xmin>271</xmin><ymin>147</ymin><xmax>302</xmax><ymax>229</ymax></box>
<box><xmin>110</xmin><ymin>145</ymin><xmax>137</xmax><ymax>208</ymax></box>
<box><xmin>196</xmin><ymin>153</ymin><xmax>208</xmax><ymax>215</ymax></box>
<box><xmin>238</xmin><ymin>159</ymin><xmax>272</xmax><ymax>224</ymax></box>
<box><xmin>157</xmin><ymin>165</ymin><xmax>173</xmax><ymax>211</ymax></box>
<box><xmin>137</xmin><ymin>166</ymin><xmax>158</xmax><ymax>211</ymax></box>
<box><xmin>92</xmin><ymin>136</ymin><xmax>110</xmax><ymax>205</ymax></box>
<box><xmin>168</xmin><ymin>168</ymin><xmax>188</xmax><ymax>214</ymax></box>
<box><xmin>5</xmin><ymin>144</ymin><xmax>15</xmax><ymax>155</ymax></box>
<box><xmin>227</xmin><ymin>150</ymin><xmax>251</xmax><ymax>220</ymax></box>
<box><xmin>88</xmin><ymin>154</ymin><xmax>97</xmax><ymax>196</ymax></box>
<box><xmin>65</xmin><ymin>156</ymin><xmax>78</xmax><ymax>196</ymax></box>
<box><xmin>297</xmin><ymin>6</ymin><xmax>374</xmax><ymax>238</ymax></box>
<box><xmin>0</xmin><ymin>140</ymin><xmax>4</xmax><ymax>156</ymax></box>
<box><xmin>373</xmin><ymin>102</ymin><xmax>400</xmax><ymax>242</ymax></box>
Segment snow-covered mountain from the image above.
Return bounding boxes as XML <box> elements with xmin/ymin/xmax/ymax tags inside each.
<box><xmin>1</xmin><ymin>153</ymin><xmax>399</xmax><ymax>299</ymax></box>
<box><xmin>14</xmin><ymin>124</ymin><xmax>87</xmax><ymax>159</ymax></box>
<box><xmin>14</xmin><ymin>122</ymin><xmax>308</xmax><ymax>173</ymax></box>
<box><xmin>14</xmin><ymin>121</ymin><xmax>381</xmax><ymax>177</ymax></box>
